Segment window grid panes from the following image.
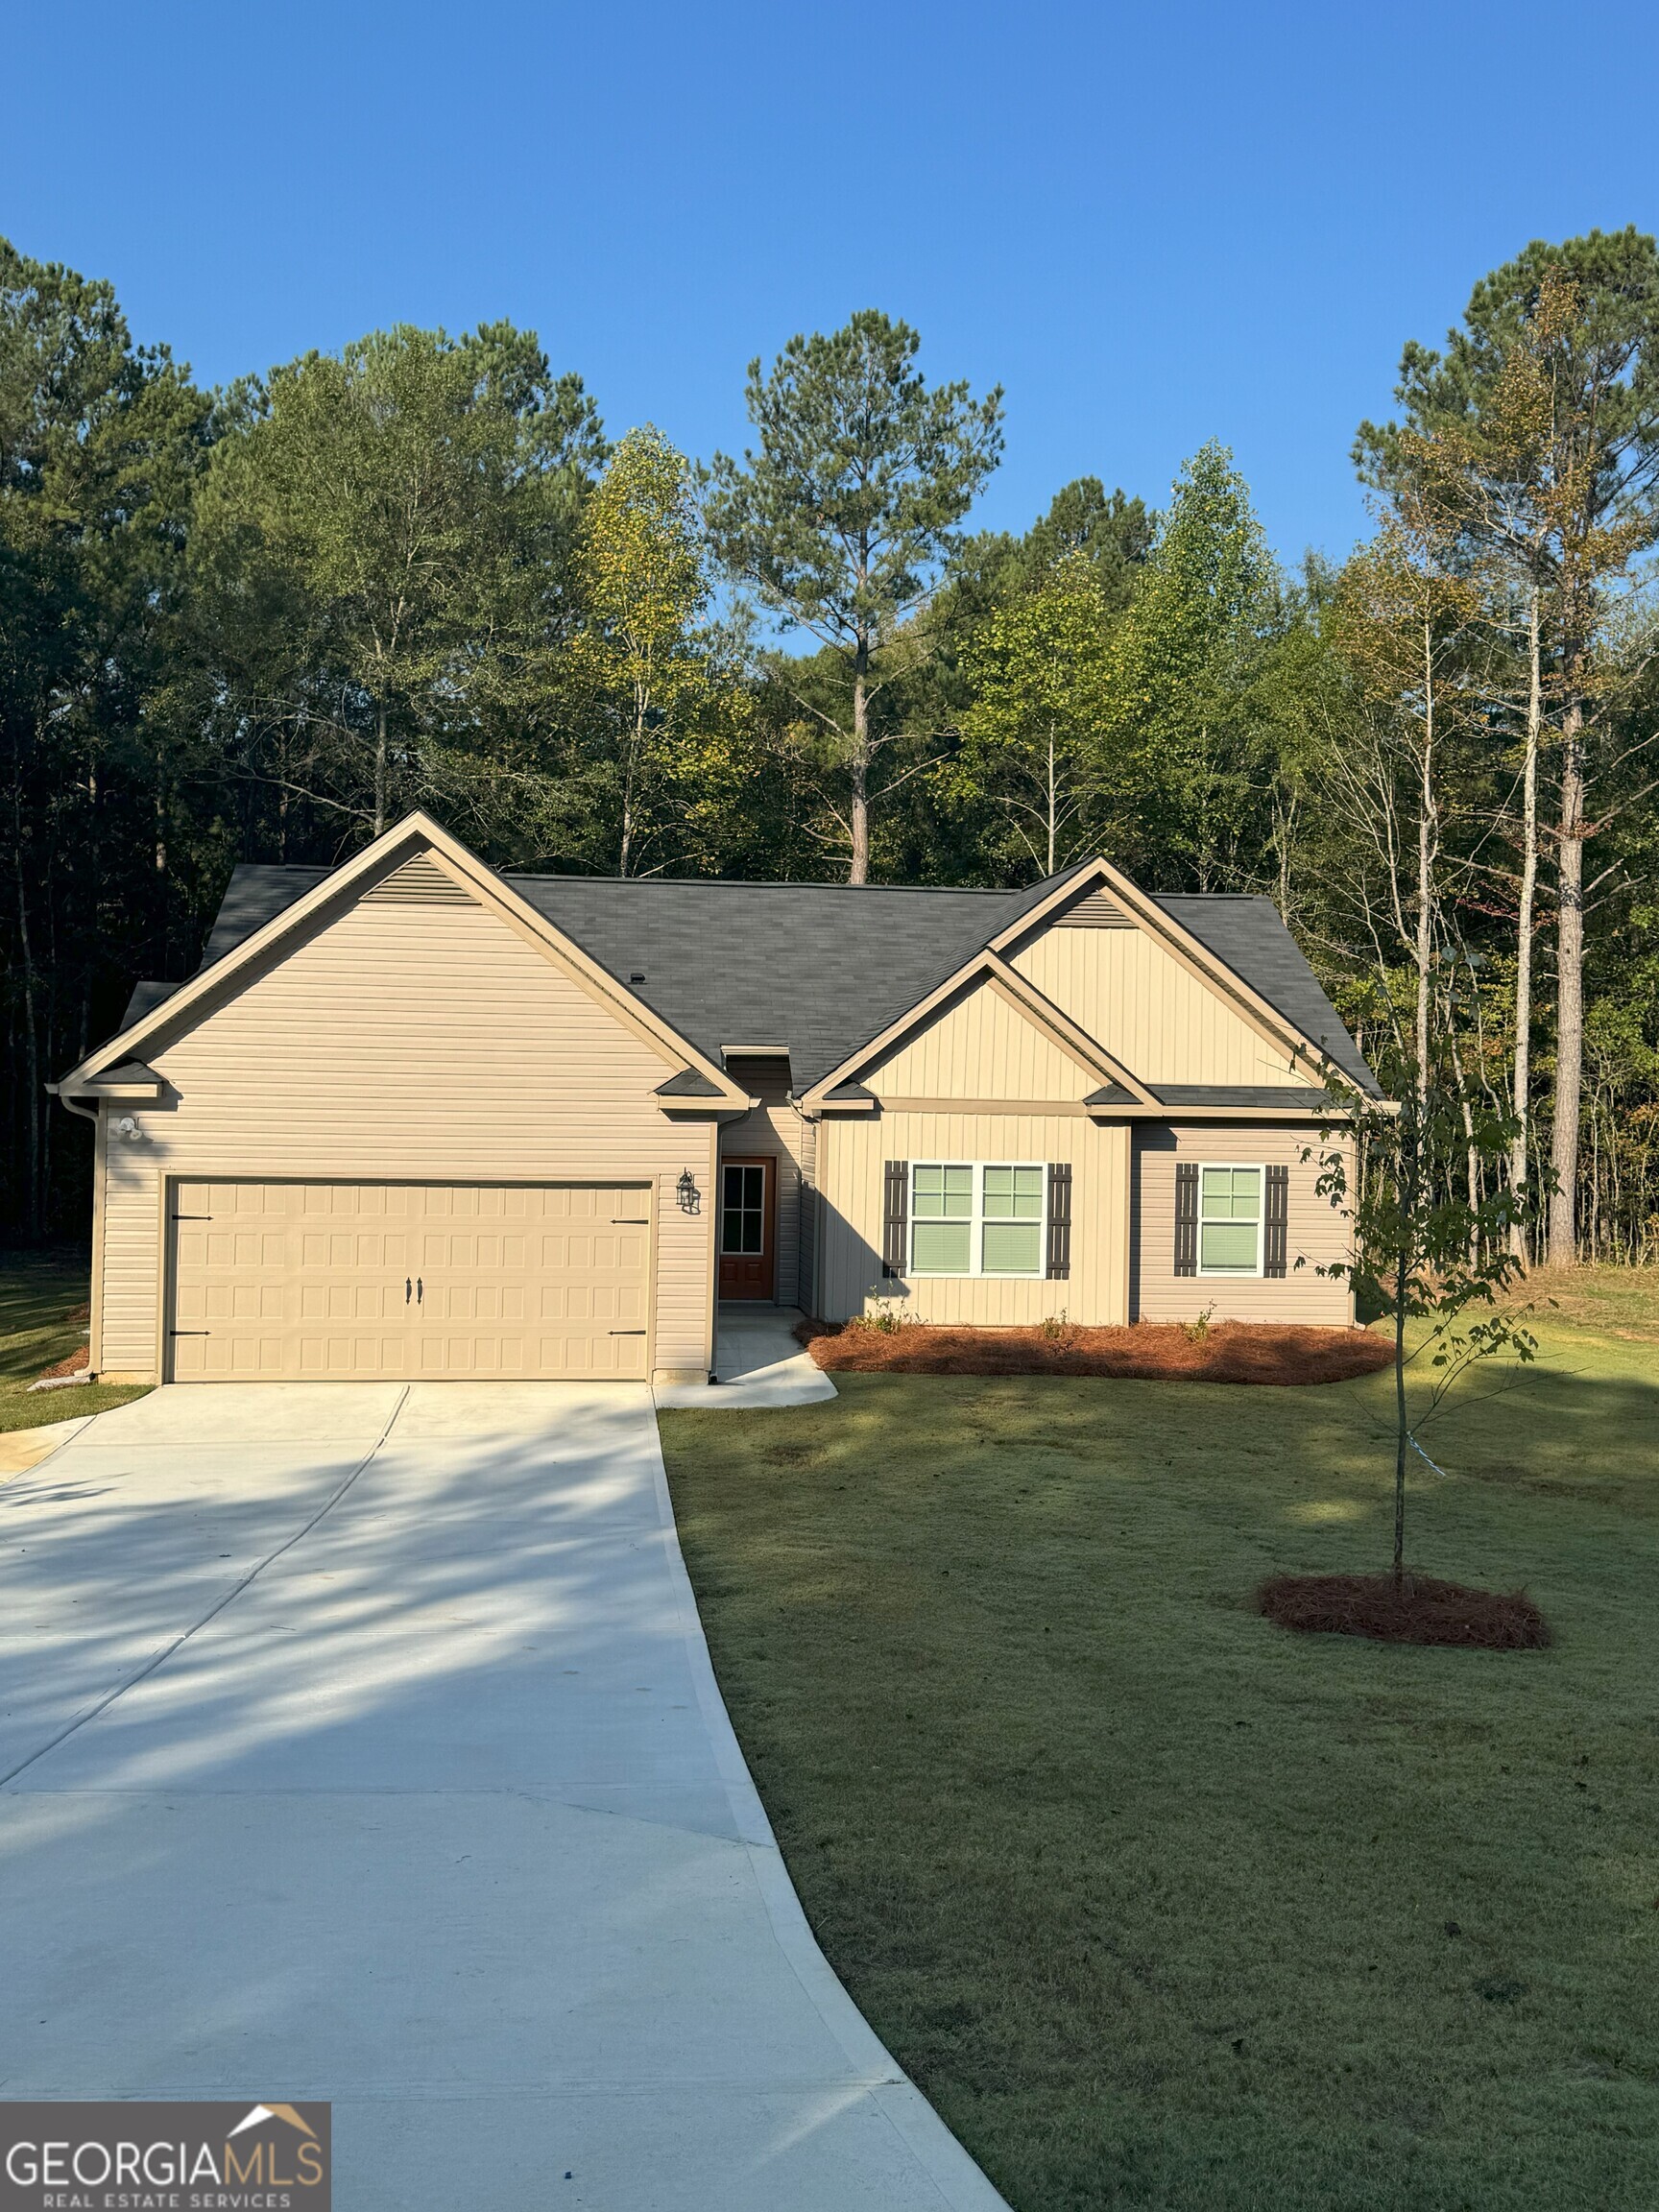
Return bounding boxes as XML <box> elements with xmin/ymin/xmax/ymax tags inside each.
<box><xmin>720</xmin><ymin>1164</ymin><xmax>766</xmax><ymax>1256</ymax></box>
<box><xmin>909</xmin><ymin>1164</ymin><xmax>1046</xmax><ymax>1278</ymax></box>
<box><xmin>1198</xmin><ymin>1166</ymin><xmax>1262</xmax><ymax>1275</ymax></box>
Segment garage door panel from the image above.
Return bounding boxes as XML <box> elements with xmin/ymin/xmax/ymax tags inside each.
<box><xmin>170</xmin><ymin>1182</ymin><xmax>653</xmax><ymax>1382</ymax></box>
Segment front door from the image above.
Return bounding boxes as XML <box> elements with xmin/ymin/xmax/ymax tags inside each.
<box><xmin>718</xmin><ymin>1158</ymin><xmax>776</xmax><ymax>1300</ymax></box>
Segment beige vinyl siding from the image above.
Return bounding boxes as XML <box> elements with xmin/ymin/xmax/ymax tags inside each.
<box><xmin>868</xmin><ymin>980</ymin><xmax>1095</xmax><ymax>1102</ymax></box>
<box><xmin>95</xmin><ymin>893</ymin><xmax>716</xmax><ymax>1381</ymax></box>
<box><xmin>815</xmin><ymin>1112</ymin><xmax>1129</xmax><ymax>1325</ymax></box>
<box><xmin>100</xmin><ymin>1142</ymin><xmax>164</xmax><ymax>1380</ymax></box>
<box><xmin>1013</xmin><ymin>926</ymin><xmax>1316</xmax><ymax>1088</ymax></box>
<box><xmin>719</xmin><ymin>1058</ymin><xmax>811</xmax><ymax>1306</ymax></box>
<box><xmin>1133</xmin><ymin>1124</ymin><xmax>1354</xmax><ymax>1325</ymax></box>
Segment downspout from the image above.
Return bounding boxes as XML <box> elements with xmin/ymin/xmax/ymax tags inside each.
<box><xmin>790</xmin><ymin>1094</ymin><xmax>822</xmax><ymax>1322</ymax></box>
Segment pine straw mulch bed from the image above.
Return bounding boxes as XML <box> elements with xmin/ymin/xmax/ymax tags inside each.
<box><xmin>36</xmin><ymin>1343</ymin><xmax>90</xmax><ymax>1381</ymax></box>
<box><xmin>1260</xmin><ymin>1572</ymin><xmax>1551</xmax><ymax>1650</ymax></box>
<box><xmin>797</xmin><ymin>1317</ymin><xmax>1393</xmax><ymax>1387</ymax></box>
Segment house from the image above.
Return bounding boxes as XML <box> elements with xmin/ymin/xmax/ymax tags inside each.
<box><xmin>52</xmin><ymin>811</ymin><xmax>1377</xmax><ymax>1385</ymax></box>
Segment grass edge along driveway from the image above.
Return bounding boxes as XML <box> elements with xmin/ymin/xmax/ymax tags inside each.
<box><xmin>661</xmin><ymin>1305</ymin><xmax>1659</xmax><ymax>2212</ymax></box>
<box><xmin>0</xmin><ymin>1248</ymin><xmax>151</xmax><ymax>1434</ymax></box>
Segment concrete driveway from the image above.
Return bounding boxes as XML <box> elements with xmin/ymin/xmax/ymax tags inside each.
<box><xmin>0</xmin><ymin>1384</ymin><xmax>1004</xmax><ymax>2210</ymax></box>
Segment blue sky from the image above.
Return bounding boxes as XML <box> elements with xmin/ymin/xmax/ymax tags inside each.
<box><xmin>7</xmin><ymin>0</ymin><xmax>1656</xmax><ymax>567</ymax></box>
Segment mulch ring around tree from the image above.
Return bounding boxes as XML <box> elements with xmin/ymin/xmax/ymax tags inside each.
<box><xmin>796</xmin><ymin>1318</ymin><xmax>1394</xmax><ymax>1387</ymax></box>
<box><xmin>1259</xmin><ymin>1572</ymin><xmax>1551</xmax><ymax>1650</ymax></box>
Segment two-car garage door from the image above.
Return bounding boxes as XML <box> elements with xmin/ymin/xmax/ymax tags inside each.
<box><xmin>168</xmin><ymin>1181</ymin><xmax>652</xmax><ymax>1381</ymax></box>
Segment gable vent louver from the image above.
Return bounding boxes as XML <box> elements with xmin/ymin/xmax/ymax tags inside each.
<box><xmin>1055</xmin><ymin>886</ymin><xmax>1134</xmax><ymax>927</ymax></box>
<box><xmin>362</xmin><ymin>853</ymin><xmax>473</xmax><ymax>904</ymax></box>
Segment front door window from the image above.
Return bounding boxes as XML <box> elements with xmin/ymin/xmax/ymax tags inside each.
<box><xmin>719</xmin><ymin>1160</ymin><xmax>775</xmax><ymax>1300</ymax></box>
<box><xmin>722</xmin><ymin>1165</ymin><xmax>766</xmax><ymax>1256</ymax></box>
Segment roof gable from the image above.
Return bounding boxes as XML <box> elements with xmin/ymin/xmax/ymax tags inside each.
<box><xmin>866</xmin><ymin>970</ymin><xmax>1116</xmax><ymax>1103</ymax></box>
<box><xmin>993</xmin><ymin>860</ymin><xmax>1375</xmax><ymax>1092</ymax></box>
<box><xmin>57</xmin><ymin>813</ymin><xmax>749</xmax><ymax>1108</ymax></box>
<box><xmin>66</xmin><ymin>837</ymin><xmax>1378</xmax><ymax>1105</ymax></box>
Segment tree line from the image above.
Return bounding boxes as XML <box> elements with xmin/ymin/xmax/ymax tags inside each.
<box><xmin>5</xmin><ymin>230</ymin><xmax>1659</xmax><ymax>1265</ymax></box>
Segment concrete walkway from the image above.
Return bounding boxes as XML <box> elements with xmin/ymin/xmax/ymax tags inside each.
<box><xmin>0</xmin><ymin>1384</ymin><xmax>1003</xmax><ymax>2209</ymax></box>
<box><xmin>656</xmin><ymin>1305</ymin><xmax>837</xmax><ymax>1410</ymax></box>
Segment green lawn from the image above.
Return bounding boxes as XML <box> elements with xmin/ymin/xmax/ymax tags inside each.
<box><xmin>660</xmin><ymin>1288</ymin><xmax>1659</xmax><ymax>2211</ymax></box>
<box><xmin>0</xmin><ymin>1248</ymin><xmax>151</xmax><ymax>1431</ymax></box>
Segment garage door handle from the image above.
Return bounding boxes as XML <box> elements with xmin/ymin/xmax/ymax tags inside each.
<box><xmin>609</xmin><ymin>1329</ymin><xmax>646</xmax><ymax>1335</ymax></box>
<box><xmin>405</xmin><ymin>1277</ymin><xmax>412</xmax><ymax>1304</ymax></box>
<box><xmin>417</xmin><ymin>1277</ymin><xmax>423</xmax><ymax>1304</ymax></box>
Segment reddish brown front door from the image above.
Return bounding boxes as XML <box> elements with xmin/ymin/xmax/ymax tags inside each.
<box><xmin>719</xmin><ymin>1157</ymin><xmax>776</xmax><ymax>1300</ymax></box>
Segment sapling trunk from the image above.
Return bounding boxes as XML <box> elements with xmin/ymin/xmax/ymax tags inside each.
<box><xmin>1394</xmin><ymin>1233</ymin><xmax>1408</xmax><ymax>1588</ymax></box>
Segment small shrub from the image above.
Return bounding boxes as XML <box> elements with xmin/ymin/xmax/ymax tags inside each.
<box><xmin>855</xmin><ymin>1291</ymin><xmax>907</xmax><ymax>1334</ymax></box>
<box><xmin>1182</xmin><ymin>1303</ymin><xmax>1216</xmax><ymax>1345</ymax></box>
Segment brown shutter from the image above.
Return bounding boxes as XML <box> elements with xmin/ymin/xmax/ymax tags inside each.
<box><xmin>1174</xmin><ymin>1160</ymin><xmax>1199</xmax><ymax>1277</ymax></box>
<box><xmin>1264</xmin><ymin>1164</ymin><xmax>1288</xmax><ymax>1278</ymax></box>
<box><xmin>882</xmin><ymin>1161</ymin><xmax>908</xmax><ymax>1277</ymax></box>
<box><xmin>1046</xmin><ymin>1163</ymin><xmax>1072</xmax><ymax>1280</ymax></box>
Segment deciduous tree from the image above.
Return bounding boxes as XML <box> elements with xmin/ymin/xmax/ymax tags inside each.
<box><xmin>569</xmin><ymin>425</ymin><xmax>744</xmax><ymax>876</ymax></box>
<box><xmin>1359</xmin><ymin>229</ymin><xmax>1659</xmax><ymax>1262</ymax></box>
<box><xmin>1094</xmin><ymin>443</ymin><xmax>1279</xmax><ymax>886</ymax></box>
<box><xmin>196</xmin><ymin>322</ymin><xmax>604</xmax><ymax>836</ymax></box>
<box><xmin>950</xmin><ymin>553</ymin><xmax>1111</xmax><ymax>877</ymax></box>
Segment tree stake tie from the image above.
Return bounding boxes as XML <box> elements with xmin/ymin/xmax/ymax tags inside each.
<box><xmin>1407</xmin><ymin>1431</ymin><xmax>1452</xmax><ymax>1480</ymax></box>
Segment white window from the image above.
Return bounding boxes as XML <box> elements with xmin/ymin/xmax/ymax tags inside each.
<box><xmin>910</xmin><ymin>1163</ymin><xmax>1046</xmax><ymax>1277</ymax></box>
<box><xmin>1198</xmin><ymin>1165</ymin><xmax>1263</xmax><ymax>1275</ymax></box>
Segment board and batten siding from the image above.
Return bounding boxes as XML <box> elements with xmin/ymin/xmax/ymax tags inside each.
<box><xmin>719</xmin><ymin>1057</ymin><xmax>811</xmax><ymax>1307</ymax></box>
<box><xmin>814</xmin><ymin>1111</ymin><xmax>1130</xmax><ymax>1325</ymax></box>
<box><xmin>1132</xmin><ymin>1124</ymin><xmax>1354</xmax><ymax>1325</ymax></box>
<box><xmin>869</xmin><ymin>978</ymin><xmax>1095</xmax><ymax>1101</ymax></box>
<box><xmin>1012</xmin><ymin>926</ymin><xmax>1317</xmax><ymax>1089</ymax></box>
<box><xmin>93</xmin><ymin>893</ymin><xmax>718</xmax><ymax>1381</ymax></box>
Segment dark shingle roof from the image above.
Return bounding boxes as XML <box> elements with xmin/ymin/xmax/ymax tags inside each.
<box><xmin>120</xmin><ymin>978</ymin><xmax>183</xmax><ymax>1029</ymax></box>
<box><xmin>505</xmin><ymin>874</ymin><xmax>1065</xmax><ymax>1092</ymax></box>
<box><xmin>1149</xmin><ymin>1085</ymin><xmax>1344</xmax><ymax>1109</ymax></box>
<box><xmin>196</xmin><ymin>866</ymin><xmax>330</xmax><ymax>968</ymax></box>
<box><xmin>1155</xmin><ymin>896</ymin><xmax>1375</xmax><ymax>1091</ymax></box>
<box><xmin>654</xmin><ymin>1067</ymin><xmax>726</xmax><ymax>1098</ymax></box>
<box><xmin>150</xmin><ymin>860</ymin><xmax>1376</xmax><ymax>1095</ymax></box>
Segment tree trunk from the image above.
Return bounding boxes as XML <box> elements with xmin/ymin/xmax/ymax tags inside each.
<box><xmin>1046</xmin><ymin>731</ymin><xmax>1057</xmax><ymax>878</ymax></box>
<box><xmin>1393</xmin><ymin>1190</ymin><xmax>1409</xmax><ymax>1587</ymax></box>
<box><xmin>1549</xmin><ymin>697</ymin><xmax>1586</xmax><ymax>1264</ymax></box>
<box><xmin>1509</xmin><ymin>589</ymin><xmax>1541</xmax><ymax>1261</ymax></box>
<box><xmin>849</xmin><ymin>639</ymin><xmax>870</xmax><ymax>884</ymax></box>
<box><xmin>373</xmin><ymin>700</ymin><xmax>388</xmax><ymax>839</ymax></box>
<box><xmin>619</xmin><ymin>687</ymin><xmax>644</xmax><ymax>878</ymax></box>
<box><xmin>1414</xmin><ymin>619</ymin><xmax>1436</xmax><ymax>1106</ymax></box>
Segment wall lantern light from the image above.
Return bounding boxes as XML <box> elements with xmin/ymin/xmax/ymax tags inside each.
<box><xmin>676</xmin><ymin>1169</ymin><xmax>701</xmax><ymax>1215</ymax></box>
<box><xmin>114</xmin><ymin>1116</ymin><xmax>143</xmax><ymax>1143</ymax></box>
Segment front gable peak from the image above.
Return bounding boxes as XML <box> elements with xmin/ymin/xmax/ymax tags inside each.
<box><xmin>58</xmin><ymin>811</ymin><xmax>749</xmax><ymax>1110</ymax></box>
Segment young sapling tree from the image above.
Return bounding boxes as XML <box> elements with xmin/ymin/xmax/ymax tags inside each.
<box><xmin>1310</xmin><ymin>1072</ymin><xmax>1541</xmax><ymax>1585</ymax></box>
